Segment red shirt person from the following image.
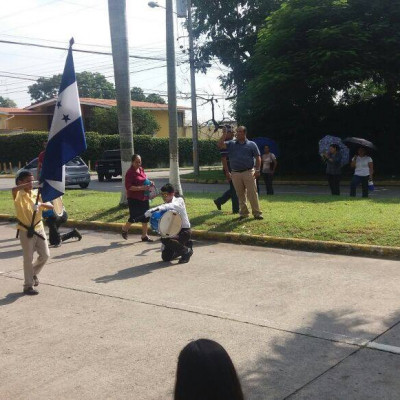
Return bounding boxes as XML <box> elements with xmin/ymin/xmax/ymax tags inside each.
<box><xmin>121</xmin><ymin>154</ymin><xmax>153</xmax><ymax>242</ymax></box>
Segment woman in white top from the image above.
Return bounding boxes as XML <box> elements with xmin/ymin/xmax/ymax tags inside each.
<box><xmin>261</xmin><ymin>145</ymin><xmax>277</xmax><ymax>195</ymax></box>
<box><xmin>350</xmin><ymin>147</ymin><xmax>374</xmax><ymax>198</ymax></box>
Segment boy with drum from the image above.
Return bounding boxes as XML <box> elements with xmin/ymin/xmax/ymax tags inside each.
<box><xmin>144</xmin><ymin>183</ymin><xmax>193</xmax><ymax>264</ymax></box>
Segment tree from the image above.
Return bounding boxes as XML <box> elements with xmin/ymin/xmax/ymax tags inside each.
<box><xmin>0</xmin><ymin>96</ymin><xmax>17</xmax><ymax>107</ymax></box>
<box><xmin>87</xmin><ymin>107</ymin><xmax>160</xmax><ymax>135</ymax></box>
<box><xmin>108</xmin><ymin>0</ymin><xmax>134</xmax><ymax>205</ymax></box>
<box><xmin>240</xmin><ymin>0</ymin><xmax>400</xmax><ymax>173</ymax></box>
<box><xmin>191</xmin><ymin>0</ymin><xmax>281</xmax><ymax>99</ymax></box>
<box><xmin>145</xmin><ymin>93</ymin><xmax>166</xmax><ymax>104</ymax></box>
<box><xmin>28</xmin><ymin>72</ymin><xmax>116</xmax><ymax>102</ymax></box>
<box><xmin>131</xmin><ymin>86</ymin><xmax>146</xmax><ymax>101</ymax></box>
<box><xmin>131</xmin><ymin>87</ymin><xmax>166</xmax><ymax>104</ymax></box>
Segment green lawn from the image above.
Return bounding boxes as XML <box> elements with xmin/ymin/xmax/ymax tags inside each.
<box><xmin>1</xmin><ymin>190</ymin><xmax>400</xmax><ymax>247</ymax></box>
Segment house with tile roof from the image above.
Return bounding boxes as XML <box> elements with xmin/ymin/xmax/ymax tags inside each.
<box><xmin>0</xmin><ymin>98</ymin><xmax>190</xmax><ymax>138</ymax></box>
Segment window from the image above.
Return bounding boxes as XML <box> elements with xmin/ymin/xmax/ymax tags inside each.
<box><xmin>177</xmin><ymin>112</ymin><xmax>184</xmax><ymax>127</ymax></box>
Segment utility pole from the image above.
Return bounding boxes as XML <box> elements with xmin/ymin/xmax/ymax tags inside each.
<box><xmin>108</xmin><ymin>0</ymin><xmax>133</xmax><ymax>205</ymax></box>
<box><xmin>187</xmin><ymin>0</ymin><xmax>199</xmax><ymax>176</ymax></box>
<box><xmin>166</xmin><ymin>0</ymin><xmax>183</xmax><ymax>195</ymax></box>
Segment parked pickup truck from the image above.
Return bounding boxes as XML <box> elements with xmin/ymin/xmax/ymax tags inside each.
<box><xmin>95</xmin><ymin>150</ymin><xmax>122</xmax><ymax>182</ymax></box>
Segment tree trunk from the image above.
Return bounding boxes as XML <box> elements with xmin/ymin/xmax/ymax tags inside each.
<box><xmin>108</xmin><ymin>0</ymin><xmax>133</xmax><ymax>205</ymax></box>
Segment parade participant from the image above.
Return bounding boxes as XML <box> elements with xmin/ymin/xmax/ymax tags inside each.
<box><xmin>12</xmin><ymin>171</ymin><xmax>53</xmax><ymax>295</ymax></box>
<box><xmin>213</xmin><ymin>125</ymin><xmax>239</xmax><ymax>214</ymax></box>
<box><xmin>218</xmin><ymin>126</ymin><xmax>263</xmax><ymax>220</ymax></box>
<box><xmin>43</xmin><ymin>196</ymin><xmax>82</xmax><ymax>247</ymax></box>
<box><xmin>144</xmin><ymin>183</ymin><xmax>193</xmax><ymax>264</ymax></box>
<box><xmin>121</xmin><ymin>154</ymin><xmax>154</xmax><ymax>242</ymax></box>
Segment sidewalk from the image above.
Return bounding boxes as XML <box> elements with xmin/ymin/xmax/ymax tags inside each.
<box><xmin>1</xmin><ymin>222</ymin><xmax>400</xmax><ymax>399</ymax></box>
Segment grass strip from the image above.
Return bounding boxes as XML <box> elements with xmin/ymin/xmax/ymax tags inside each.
<box><xmin>1</xmin><ymin>190</ymin><xmax>399</xmax><ymax>247</ymax></box>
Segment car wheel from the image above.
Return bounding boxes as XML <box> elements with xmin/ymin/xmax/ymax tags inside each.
<box><xmin>98</xmin><ymin>174</ymin><xmax>104</xmax><ymax>182</ymax></box>
<box><xmin>105</xmin><ymin>174</ymin><xmax>112</xmax><ymax>181</ymax></box>
<box><xmin>79</xmin><ymin>183</ymin><xmax>89</xmax><ymax>189</ymax></box>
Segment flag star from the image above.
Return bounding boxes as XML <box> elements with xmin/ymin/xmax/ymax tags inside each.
<box><xmin>62</xmin><ymin>114</ymin><xmax>70</xmax><ymax>124</ymax></box>
<box><xmin>57</xmin><ymin>101</ymin><xmax>62</xmax><ymax>108</ymax></box>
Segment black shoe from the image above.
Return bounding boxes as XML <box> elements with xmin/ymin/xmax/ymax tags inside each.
<box><xmin>23</xmin><ymin>287</ymin><xmax>39</xmax><ymax>295</ymax></box>
<box><xmin>254</xmin><ymin>215</ymin><xmax>264</xmax><ymax>220</ymax></box>
<box><xmin>213</xmin><ymin>200</ymin><xmax>221</xmax><ymax>211</ymax></box>
<box><xmin>239</xmin><ymin>215</ymin><xmax>249</xmax><ymax>220</ymax></box>
<box><xmin>121</xmin><ymin>230</ymin><xmax>128</xmax><ymax>240</ymax></box>
<box><xmin>179</xmin><ymin>248</ymin><xmax>193</xmax><ymax>264</ymax></box>
<box><xmin>73</xmin><ymin>228</ymin><xmax>82</xmax><ymax>241</ymax></box>
<box><xmin>141</xmin><ymin>236</ymin><xmax>154</xmax><ymax>242</ymax></box>
<box><xmin>33</xmin><ymin>275</ymin><xmax>39</xmax><ymax>287</ymax></box>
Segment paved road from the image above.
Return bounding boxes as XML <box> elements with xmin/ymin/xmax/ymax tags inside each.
<box><xmin>1</xmin><ymin>223</ymin><xmax>400</xmax><ymax>399</ymax></box>
<box><xmin>2</xmin><ymin>171</ymin><xmax>399</xmax><ymax>198</ymax></box>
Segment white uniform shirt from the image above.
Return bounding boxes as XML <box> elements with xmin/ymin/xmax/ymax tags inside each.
<box><xmin>148</xmin><ymin>197</ymin><xmax>191</xmax><ymax>229</ymax></box>
<box><xmin>353</xmin><ymin>156</ymin><xmax>372</xmax><ymax>176</ymax></box>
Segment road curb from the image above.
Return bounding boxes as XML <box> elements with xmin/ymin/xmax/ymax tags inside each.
<box><xmin>1</xmin><ymin>213</ymin><xmax>399</xmax><ymax>260</ymax></box>
<box><xmin>180</xmin><ymin>178</ymin><xmax>400</xmax><ymax>186</ymax></box>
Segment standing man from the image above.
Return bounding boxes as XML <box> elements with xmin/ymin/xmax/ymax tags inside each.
<box><xmin>12</xmin><ymin>171</ymin><xmax>53</xmax><ymax>295</ymax></box>
<box><xmin>213</xmin><ymin>125</ymin><xmax>239</xmax><ymax>214</ymax></box>
<box><xmin>218</xmin><ymin>126</ymin><xmax>263</xmax><ymax>220</ymax></box>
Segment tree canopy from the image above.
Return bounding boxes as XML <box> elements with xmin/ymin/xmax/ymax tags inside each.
<box><xmin>0</xmin><ymin>96</ymin><xmax>17</xmax><ymax>107</ymax></box>
<box><xmin>28</xmin><ymin>71</ymin><xmax>116</xmax><ymax>102</ymax></box>
<box><xmin>191</xmin><ymin>0</ymin><xmax>282</xmax><ymax>96</ymax></box>
<box><xmin>131</xmin><ymin>87</ymin><xmax>166</xmax><ymax>104</ymax></box>
<box><xmin>86</xmin><ymin>106</ymin><xmax>160</xmax><ymax>136</ymax></box>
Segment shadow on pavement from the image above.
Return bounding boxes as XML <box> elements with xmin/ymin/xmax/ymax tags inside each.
<box><xmin>94</xmin><ymin>260</ymin><xmax>171</xmax><ymax>283</ymax></box>
<box><xmin>0</xmin><ymin>292</ymin><xmax>25</xmax><ymax>306</ymax></box>
<box><xmin>240</xmin><ymin>309</ymin><xmax>400</xmax><ymax>400</ymax></box>
<box><xmin>51</xmin><ymin>241</ymin><xmax>128</xmax><ymax>259</ymax></box>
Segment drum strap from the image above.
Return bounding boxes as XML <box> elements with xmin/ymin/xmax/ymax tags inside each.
<box><xmin>16</xmin><ymin>219</ymin><xmax>45</xmax><ymax>240</ymax></box>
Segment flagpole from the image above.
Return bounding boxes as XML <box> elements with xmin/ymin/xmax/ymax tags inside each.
<box><xmin>28</xmin><ymin>38</ymin><xmax>77</xmax><ymax>238</ymax></box>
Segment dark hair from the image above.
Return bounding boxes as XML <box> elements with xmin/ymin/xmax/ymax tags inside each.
<box><xmin>330</xmin><ymin>144</ymin><xmax>340</xmax><ymax>151</ymax></box>
<box><xmin>131</xmin><ymin>154</ymin><xmax>140</xmax><ymax>162</ymax></box>
<box><xmin>16</xmin><ymin>170</ymin><xmax>33</xmax><ymax>185</ymax></box>
<box><xmin>174</xmin><ymin>339</ymin><xmax>244</xmax><ymax>400</ymax></box>
<box><xmin>160</xmin><ymin>183</ymin><xmax>175</xmax><ymax>194</ymax></box>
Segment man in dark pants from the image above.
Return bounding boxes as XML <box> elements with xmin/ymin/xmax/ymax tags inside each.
<box><xmin>213</xmin><ymin>126</ymin><xmax>239</xmax><ymax>214</ymax></box>
<box><xmin>144</xmin><ymin>183</ymin><xmax>193</xmax><ymax>264</ymax></box>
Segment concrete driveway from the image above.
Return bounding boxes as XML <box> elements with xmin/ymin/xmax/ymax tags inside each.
<box><xmin>1</xmin><ymin>222</ymin><xmax>400</xmax><ymax>399</ymax></box>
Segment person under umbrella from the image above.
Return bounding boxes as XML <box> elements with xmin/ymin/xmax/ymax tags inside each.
<box><xmin>350</xmin><ymin>147</ymin><xmax>374</xmax><ymax>198</ymax></box>
<box><xmin>321</xmin><ymin>144</ymin><xmax>342</xmax><ymax>195</ymax></box>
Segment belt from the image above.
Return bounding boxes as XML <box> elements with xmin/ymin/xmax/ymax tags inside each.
<box><xmin>232</xmin><ymin>168</ymin><xmax>253</xmax><ymax>173</ymax></box>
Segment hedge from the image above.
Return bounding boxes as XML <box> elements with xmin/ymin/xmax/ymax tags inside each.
<box><xmin>0</xmin><ymin>131</ymin><xmax>221</xmax><ymax>169</ymax></box>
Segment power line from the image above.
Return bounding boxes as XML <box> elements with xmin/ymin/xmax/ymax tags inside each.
<box><xmin>0</xmin><ymin>39</ymin><xmax>168</xmax><ymax>62</ymax></box>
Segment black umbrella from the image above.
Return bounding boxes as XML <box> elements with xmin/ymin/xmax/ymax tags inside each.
<box><xmin>343</xmin><ymin>137</ymin><xmax>377</xmax><ymax>150</ymax></box>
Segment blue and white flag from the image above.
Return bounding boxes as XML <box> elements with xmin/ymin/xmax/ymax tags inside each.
<box><xmin>40</xmin><ymin>38</ymin><xmax>86</xmax><ymax>202</ymax></box>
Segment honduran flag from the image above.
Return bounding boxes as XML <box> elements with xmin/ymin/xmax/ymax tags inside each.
<box><xmin>40</xmin><ymin>38</ymin><xmax>86</xmax><ymax>202</ymax></box>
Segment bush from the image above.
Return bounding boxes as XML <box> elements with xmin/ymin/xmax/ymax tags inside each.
<box><xmin>0</xmin><ymin>131</ymin><xmax>221</xmax><ymax>168</ymax></box>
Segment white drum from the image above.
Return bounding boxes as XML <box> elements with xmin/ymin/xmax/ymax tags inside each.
<box><xmin>151</xmin><ymin>210</ymin><xmax>182</xmax><ymax>237</ymax></box>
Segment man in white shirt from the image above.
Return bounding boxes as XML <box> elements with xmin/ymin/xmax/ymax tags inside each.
<box><xmin>350</xmin><ymin>147</ymin><xmax>374</xmax><ymax>198</ymax></box>
<box><xmin>144</xmin><ymin>183</ymin><xmax>193</xmax><ymax>264</ymax></box>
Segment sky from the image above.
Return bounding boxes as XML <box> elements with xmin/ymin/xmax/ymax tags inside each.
<box><xmin>0</xmin><ymin>0</ymin><xmax>232</xmax><ymax>124</ymax></box>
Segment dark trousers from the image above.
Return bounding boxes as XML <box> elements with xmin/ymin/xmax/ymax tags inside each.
<box><xmin>161</xmin><ymin>228</ymin><xmax>192</xmax><ymax>261</ymax></box>
<box><xmin>327</xmin><ymin>174</ymin><xmax>341</xmax><ymax>195</ymax></box>
<box><xmin>45</xmin><ymin>211</ymin><xmax>75</xmax><ymax>246</ymax></box>
<box><xmin>350</xmin><ymin>175</ymin><xmax>369</xmax><ymax>198</ymax></box>
<box><xmin>214</xmin><ymin>180</ymin><xmax>239</xmax><ymax>213</ymax></box>
<box><xmin>262</xmin><ymin>173</ymin><xmax>274</xmax><ymax>195</ymax></box>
